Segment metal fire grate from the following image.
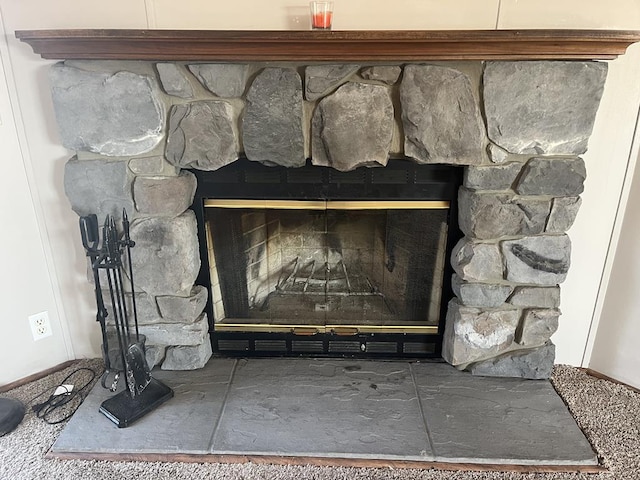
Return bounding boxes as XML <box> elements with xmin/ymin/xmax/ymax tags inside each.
<box><xmin>271</xmin><ymin>257</ymin><xmax>388</xmax><ymax>301</ymax></box>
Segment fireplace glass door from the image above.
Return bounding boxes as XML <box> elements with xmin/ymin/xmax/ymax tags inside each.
<box><xmin>205</xmin><ymin>200</ymin><xmax>449</xmax><ymax>336</ymax></box>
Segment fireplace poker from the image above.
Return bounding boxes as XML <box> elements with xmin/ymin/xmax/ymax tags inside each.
<box><xmin>79</xmin><ymin>214</ymin><xmax>114</xmax><ymax>389</ymax></box>
<box><xmin>121</xmin><ymin>209</ymin><xmax>140</xmax><ymax>342</ymax></box>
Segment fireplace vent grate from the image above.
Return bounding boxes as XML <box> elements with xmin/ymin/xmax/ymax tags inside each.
<box><xmin>365</xmin><ymin>342</ymin><xmax>399</xmax><ymax>353</ymax></box>
<box><xmin>403</xmin><ymin>342</ymin><xmax>436</xmax><ymax>354</ymax></box>
<box><xmin>287</xmin><ymin>169</ymin><xmax>324</xmax><ymax>184</ymax></box>
<box><xmin>415</xmin><ymin>168</ymin><xmax>457</xmax><ymax>185</ymax></box>
<box><xmin>245</xmin><ymin>170</ymin><xmax>282</xmax><ymax>184</ymax></box>
<box><xmin>328</xmin><ymin>341</ymin><xmax>362</xmax><ymax>353</ymax></box>
<box><xmin>371</xmin><ymin>169</ymin><xmax>408</xmax><ymax>184</ymax></box>
<box><xmin>291</xmin><ymin>341</ymin><xmax>324</xmax><ymax>352</ymax></box>
<box><xmin>329</xmin><ymin>170</ymin><xmax>366</xmax><ymax>184</ymax></box>
<box><xmin>217</xmin><ymin>340</ymin><xmax>250</xmax><ymax>352</ymax></box>
<box><xmin>211</xmin><ymin>334</ymin><xmax>442</xmax><ymax>358</ymax></box>
<box><xmin>254</xmin><ymin>340</ymin><xmax>288</xmax><ymax>352</ymax></box>
<box><xmin>201</xmin><ymin>170</ymin><xmax>240</xmax><ymax>184</ymax></box>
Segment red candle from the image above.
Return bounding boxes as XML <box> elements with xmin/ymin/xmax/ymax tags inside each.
<box><xmin>312</xmin><ymin>12</ymin><xmax>333</xmax><ymax>29</ymax></box>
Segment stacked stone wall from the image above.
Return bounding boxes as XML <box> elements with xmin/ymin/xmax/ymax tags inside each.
<box><xmin>51</xmin><ymin>58</ymin><xmax>607</xmax><ymax>376</ymax></box>
<box><xmin>442</xmin><ymin>61</ymin><xmax>606</xmax><ymax>379</ymax></box>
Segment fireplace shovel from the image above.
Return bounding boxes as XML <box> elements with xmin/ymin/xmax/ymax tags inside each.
<box><xmin>80</xmin><ymin>210</ymin><xmax>173</xmax><ymax>428</ymax></box>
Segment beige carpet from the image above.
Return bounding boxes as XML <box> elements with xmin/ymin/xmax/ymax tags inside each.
<box><xmin>1</xmin><ymin>359</ymin><xmax>639</xmax><ymax>480</ymax></box>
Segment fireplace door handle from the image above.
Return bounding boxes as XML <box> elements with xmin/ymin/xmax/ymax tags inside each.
<box><xmin>331</xmin><ymin>327</ymin><xmax>359</xmax><ymax>336</ymax></box>
<box><xmin>290</xmin><ymin>327</ymin><xmax>320</xmax><ymax>336</ymax></box>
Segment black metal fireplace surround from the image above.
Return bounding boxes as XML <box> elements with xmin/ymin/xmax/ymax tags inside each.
<box><xmin>191</xmin><ymin>158</ymin><xmax>462</xmax><ymax>359</ymax></box>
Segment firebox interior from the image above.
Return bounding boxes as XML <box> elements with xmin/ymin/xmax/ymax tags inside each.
<box><xmin>205</xmin><ymin>202</ymin><xmax>449</xmax><ymax>334</ymax></box>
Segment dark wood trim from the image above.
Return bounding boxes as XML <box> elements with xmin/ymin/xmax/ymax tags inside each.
<box><xmin>14</xmin><ymin>29</ymin><xmax>640</xmax><ymax>61</ymax></box>
<box><xmin>46</xmin><ymin>450</ymin><xmax>606</xmax><ymax>473</ymax></box>
<box><xmin>583</xmin><ymin>368</ymin><xmax>640</xmax><ymax>394</ymax></box>
<box><xmin>0</xmin><ymin>360</ymin><xmax>75</xmax><ymax>393</ymax></box>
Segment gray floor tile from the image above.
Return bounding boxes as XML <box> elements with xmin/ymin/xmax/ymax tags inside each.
<box><xmin>411</xmin><ymin>362</ymin><xmax>597</xmax><ymax>465</ymax></box>
<box><xmin>212</xmin><ymin>358</ymin><xmax>433</xmax><ymax>459</ymax></box>
<box><xmin>52</xmin><ymin>359</ymin><xmax>236</xmax><ymax>455</ymax></box>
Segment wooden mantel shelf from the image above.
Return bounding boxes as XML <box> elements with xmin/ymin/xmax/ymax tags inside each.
<box><xmin>15</xmin><ymin>29</ymin><xmax>640</xmax><ymax>61</ymax></box>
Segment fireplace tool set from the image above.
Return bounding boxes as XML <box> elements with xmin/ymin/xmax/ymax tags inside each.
<box><xmin>79</xmin><ymin>209</ymin><xmax>173</xmax><ymax>428</ymax></box>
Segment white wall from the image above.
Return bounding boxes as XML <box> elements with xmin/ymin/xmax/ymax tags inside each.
<box><xmin>0</xmin><ymin>13</ymin><xmax>72</xmax><ymax>385</ymax></box>
<box><xmin>589</xmin><ymin>142</ymin><xmax>640</xmax><ymax>388</ymax></box>
<box><xmin>555</xmin><ymin>45</ymin><xmax>640</xmax><ymax>366</ymax></box>
<box><xmin>1</xmin><ymin>0</ymin><xmax>639</xmax><ymax>385</ymax></box>
<box><xmin>0</xmin><ymin>2</ymin><xmax>150</xmax><ymax>385</ymax></box>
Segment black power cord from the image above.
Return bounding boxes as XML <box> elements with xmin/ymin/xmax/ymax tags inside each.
<box><xmin>30</xmin><ymin>367</ymin><xmax>97</xmax><ymax>425</ymax></box>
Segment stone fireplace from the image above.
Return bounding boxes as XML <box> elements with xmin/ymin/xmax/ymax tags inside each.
<box><xmin>17</xmin><ymin>29</ymin><xmax>637</xmax><ymax>380</ymax></box>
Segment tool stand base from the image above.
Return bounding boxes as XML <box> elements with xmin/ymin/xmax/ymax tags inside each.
<box><xmin>99</xmin><ymin>377</ymin><xmax>173</xmax><ymax>428</ymax></box>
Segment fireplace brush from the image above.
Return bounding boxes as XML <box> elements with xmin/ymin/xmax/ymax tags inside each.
<box><xmin>79</xmin><ymin>209</ymin><xmax>173</xmax><ymax>428</ymax></box>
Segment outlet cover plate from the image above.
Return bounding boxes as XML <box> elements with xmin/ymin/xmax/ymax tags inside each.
<box><xmin>29</xmin><ymin>311</ymin><xmax>52</xmax><ymax>341</ymax></box>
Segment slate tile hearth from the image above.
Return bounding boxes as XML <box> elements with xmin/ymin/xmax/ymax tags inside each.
<box><xmin>212</xmin><ymin>359</ymin><xmax>430</xmax><ymax>458</ymax></box>
<box><xmin>51</xmin><ymin>358</ymin><xmax>597</xmax><ymax>467</ymax></box>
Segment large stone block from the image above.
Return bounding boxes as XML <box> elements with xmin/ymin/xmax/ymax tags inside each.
<box><xmin>145</xmin><ymin>344</ymin><xmax>167</xmax><ymax>369</ymax></box>
<box><xmin>508</xmin><ymin>286</ymin><xmax>561</xmax><ymax>308</ymax></box>
<box><xmin>165</xmin><ymin>101</ymin><xmax>238</xmax><ymax>171</ymax></box>
<box><xmin>162</xmin><ymin>339</ymin><xmax>212</xmax><ymax>370</ymax></box>
<box><xmin>442</xmin><ymin>300</ymin><xmax>520</xmax><ymax>366</ymax></box>
<box><xmin>156</xmin><ymin>63</ymin><xmax>194</xmax><ymax>98</ymax></box>
<box><xmin>515</xmin><ymin>158</ymin><xmax>586</xmax><ymax>196</ymax></box>
<box><xmin>451</xmin><ymin>238</ymin><xmax>503</xmax><ymax>282</ymax></box>
<box><xmin>360</xmin><ymin>66</ymin><xmax>402</xmax><ymax>85</ymax></box>
<box><xmin>311</xmin><ymin>82</ymin><xmax>393</xmax><ymax>171</ymax></box>
<box><xmin>49</xmin><ymin>63</ymin><xmax>163</xmax><ymax>156</ymax></box>
<box><xmin>484</xmin><ymin>61</ymin><xmax>608</xmax><ymax>155</ymax></box>
<box><xmin>156</xmin><ymin>286</ymin><xmax>208</xmax><ymax>323</ymax></box>
<box><xmin>458</xmin><ymin>188</ymin><xmax>551</xmax><ymax>240</ymax></box>
<box><xmin>546</xmin><ymin>197</ymin><xmax>582</xmax><ymax>233</ymax></box>
<box><xmin>469</xmin><ymin>342</ymin><xmax>556</xmax><ymax>379</ymax></box>
<box><xmin>502</xmin><ymin>235</ymin><xmax>571</xmax><ymax>285</ymax></box>
<box><xmin>400</xmin><ymin>65</ymin><xmax>485</xmax><ymax>165</ymax></box>
<box><xmin>188</xmin><ymin>64</ymin><xmax>249</xmax><ymax>98</ymax></box>
<box><xmin>129</xmin><ymin>211</ymin><xmax>200</xmax><ymax>296</ymax></box>
<box><xmin>102</xmin><ymin>290</ymin><xmax>160</xmax><ymax>325</ymax></box>
<box><xmin>305</xmin><ymin>64</ymin><xmax>360</xmax><ymax>101</ymax></box>
<box><xmin>463</xmin><ymin>162</ymin><xmax>523</xmax><ymax>191</ymax></box>
<box><xmin>517</xmin><ymin>309</ymin><xmax>560</xmax><ymax>347</ymax></box>
<box><xmin>64</xmin><ymin>157</ymin><xmax>134</xmax><ymax>221</ymax></box>
<box><xmin>451</xmin><ymin>275</ymin><xmax>512</xmax><ymax>308</ymax></box>
<box><xmin>243</xmin><ymin>68</ymin><xmax>305</xmax><ymax>168</ymax></box>
<box><xmin>139</xmin><ymin>314</ymin><xmax>209</xmax><ymax>346</ymax></box>
<box><xmin>133</xmin><ymin>171</ymin><xmax>197</xmax><ymax>217</ymax></box>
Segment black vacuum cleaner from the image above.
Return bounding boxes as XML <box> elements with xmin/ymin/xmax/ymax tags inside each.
<box><xmin>0</xmin><ymin>398</ymin><xmax>24</xmax><ymax>436</ymax></box>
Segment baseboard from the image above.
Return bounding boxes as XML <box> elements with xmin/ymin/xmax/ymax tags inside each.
<box><xmin>582</xmin><ymin>368</ymin><xmax>640</xmax><ymax>394</ymax></box>
<box><xmin>46</xmin><ymin>451</ymin><xmax>606</xmax><ymax>474</ymax></box>
<box><xmin>0</xmin><ymin>360</ymin><xmax>76</xmax><ymax>393</ymax></box>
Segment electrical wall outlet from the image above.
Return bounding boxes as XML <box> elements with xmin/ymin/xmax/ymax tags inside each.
<box><xmin>29</xmin><ymin>311</ymin><xmax>52</xmax><ymax>341</ymax></box>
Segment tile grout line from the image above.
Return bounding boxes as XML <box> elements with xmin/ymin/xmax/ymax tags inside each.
<box><xmin>207</xmin><ymin>359</ymin><xmax>239</xmax><ymax>452</ymax></box>
<box><xmin>409</xmin><ymin>363</ymin><xmax>436</xmax><ymax>459</ymax></box>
